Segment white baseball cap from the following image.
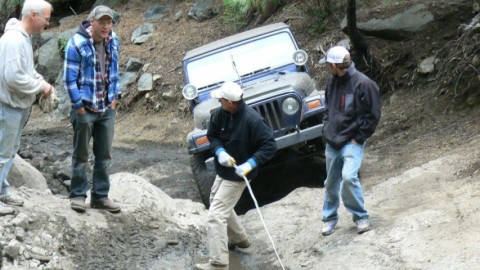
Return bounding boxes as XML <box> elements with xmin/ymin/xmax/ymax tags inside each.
<box><xmin>210</xmin><ymin>82</ymin><xmax>243</xmax><ymax>101</ymax></box>
<box><xmin>319</xmin><ymin>46</ymin><xmax>350</xmax><ymax>64</ymax></box>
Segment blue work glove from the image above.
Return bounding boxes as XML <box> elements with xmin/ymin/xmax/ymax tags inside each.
<box><xmin>235</xmin><ymin>158</ymin><xmax>257</xmax><ymax>177</ymax></box>
<box><xmin>216</xmin><ymin>148</ymin><xmax>236</xmax><ymax>167</ymax></box>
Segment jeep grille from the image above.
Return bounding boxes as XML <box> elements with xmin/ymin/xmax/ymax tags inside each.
<box><xmin>251</xmin><ymin>93</ymin><xmax>302</xmax><ymax>137</ymax></box>
<box><xmin>252</xmin><ymin>101</ymin><xmax>285</xmax><ymax>131</ymax></box>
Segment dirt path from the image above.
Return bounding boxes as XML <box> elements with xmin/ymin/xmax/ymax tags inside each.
<box><xmin>8</xmin><ymin>1</ymin><xmax>480</xmax><ymax>269</ymax></box>
<box><xmin>239</xmin><ymin>135</ymin><xmax>480</xmax><ymax>270</ymax></box>
<box><xmin>22</xmin><ymin>108</ymin><xmax>201</xmax><ymax>203</ymax></box>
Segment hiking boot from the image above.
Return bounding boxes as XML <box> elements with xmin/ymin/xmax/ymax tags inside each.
<box><xmin>194</xmin><ymin>262</ymin><xmax>228</xmax><ymax>270</ymax></box>
<box><xmin>228</xmin><ymin>237</ymin><xmax>251</xmax><ymax>250</ymax></box>
<box><xmin>322</xmin><ymin>220</ymin><xmax>337</xmax><ymax>236</ymax></box>
<box><xmin>70</xmin><ymin>197</ymin><xmax>87</xmax><ymax>212</ymax></box>
<box><xmin>356</xmin><ymin>219</ymin><xmax>371</xmax><ymax>234</ymax></box>
<box><xmin>90</xmin><ymin>198</ymin><xmax>121</xmax><ymax>213</ymax></box>
<box><xmin>0</xmin><ymin>195</ymin><xmax>24</xmax><ymax>206</ymax></box>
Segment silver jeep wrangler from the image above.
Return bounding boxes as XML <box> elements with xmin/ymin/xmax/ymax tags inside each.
<box><xmin>182</xmin><ymin>23</ymin><xmax>326</xmax><ymax>207</ymax></box>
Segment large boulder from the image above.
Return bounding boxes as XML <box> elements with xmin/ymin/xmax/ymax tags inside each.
<box><xmin>131</xmin><ymin>23</ymin><xmax>154</xmax><ymax>45</ymax></box>
<box><xmin>341</xmin><ymin>4</ymin><xmax>434</xmax><ymax>40</ymax></box>
<box><xmin>36</xmin><ymin>32</ymin><xmax>57</xmax><ymax>47</ymax></box>
<box><xmin>144</xmin><ymin>4</ymin><xmax>171</xmax><ymax>20</ymax></box>
<box><xmin>58</xmin><ymin>28</ymin><xmax>78</xmax><ymax>42</ymax></box>
<box><xmin>9</xmin><ymin>154</ymin><xmax>48</xmax><ymax>191</ymax></box>
<box><xmin>188</xmin><ymin>0</ymin><xmax>222</xmax><ymax>22</ymax></box>
<box><xmin>37</xmin><ymin>37</ymin><xmax>62</xmax><ymax>83</ymax></box>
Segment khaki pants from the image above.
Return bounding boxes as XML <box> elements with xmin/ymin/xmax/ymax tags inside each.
<box><xmin>207</xmin><ymin>175</ymin><xmax>248</xmax><ymax>265</ymax></box>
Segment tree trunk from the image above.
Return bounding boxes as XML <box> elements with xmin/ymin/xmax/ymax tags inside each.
<box><xmin>260</xmin><ymin>0</ymin><xmax>288</xmax><ymax>23</ymax></box>
<box><xmin>346</xmin><ymin>0</ymin><xmax>387</xmax><ymax>94</ymax></box>
<box><xmin>347</xmin><ymin>0</ymin><xmax>368</xmax><ymax>59</ymax></box>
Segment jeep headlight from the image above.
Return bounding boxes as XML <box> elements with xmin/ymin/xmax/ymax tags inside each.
<box><xmin>282</xmin><ymin>97</ymin><xmax>300</xmax><ymax>115</ymax></box>
<box><xmin>182</xmin><ymin>84</ymin><xmax>198</xmax><ymax>100</ymax></box>
<box><xmin>293</xmin><ymin>50</ymin><xmax>308</xmax><ymax>66</ymax></box>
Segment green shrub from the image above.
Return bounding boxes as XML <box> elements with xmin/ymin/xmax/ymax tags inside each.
<box><xmin>223</xmin><ymin>0</ymin><xmax>284</xmax><ymax>31</ymax></box>
<box><xmin>58</xmin><ymin>38</ymin><xmax>68</xmax><ymax>57</ymax></box>
<box><xmin>222</xmin><ymin>0</ymin><xmax>249</xmax><ymax>31</ymax></box>
<box><xmin>306</xmin><ymin>5</ymin><xmax>327</xmax><ymax>35</ymax></box>
<box><xmin>246</xmin><ymin>0</ymin><xmax>281</xmax><ymax>15</ymax></box>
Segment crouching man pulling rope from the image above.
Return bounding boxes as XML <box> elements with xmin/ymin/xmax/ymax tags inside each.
<box><xmin>195</xmin><ymin>82</ymin><xmax>277</xmax><ymax>270</ymax></box>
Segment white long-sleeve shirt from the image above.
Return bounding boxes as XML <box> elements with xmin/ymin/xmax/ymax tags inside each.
<box><xmin>0</xmin><ymin>18</ymin><xmax>44</xmax><ymax>109</ymax></box>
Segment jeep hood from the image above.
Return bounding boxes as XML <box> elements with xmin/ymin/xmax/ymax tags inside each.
<box><xmin>192</xmin><ymin>73</ymin><xmax>317</xmax><ymax>129</ymax></box>
<box><xmin>242</xmin><ymin>72</ymin><xmax>316</xmax><ymax>101</ymax></box>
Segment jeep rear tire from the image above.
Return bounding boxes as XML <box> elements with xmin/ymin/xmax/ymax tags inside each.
<box><xmin>190</xmin><ymin>152</ymin><xmax>216</xmax><ymax>208</ymax></box>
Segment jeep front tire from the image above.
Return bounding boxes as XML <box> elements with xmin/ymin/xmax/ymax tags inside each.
<box><xmin>190</xmin><ymin>152</ymin><xmax>216</xmax><ymax>208</ymax></box>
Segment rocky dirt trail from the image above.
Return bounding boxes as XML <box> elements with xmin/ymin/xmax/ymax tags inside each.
<box><xmin>2</xmin><ymin>0</ymin><xmax>480</xmax><ymax>269</ymax></box>
<box><xmin>6</xmin><ymin>99</ymin><xmax>480</xmax><ymax>270</ymax></box>
<box><xmin>4</xmin><ymin>171</ymin><xmax>208</xmax><ymax>270</ymax></box>
<box><xmin>241</xmin><ymin>135</ymin><xmax>480</xmax><ymax>270</ymax></box>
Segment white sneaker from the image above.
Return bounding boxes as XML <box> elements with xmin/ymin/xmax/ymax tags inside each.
<box><xmin>356</xmin><ymin>219</ymin><xmax>371</xmax><ymax>234</ymax></box>
<box><xmin>322</xmin><ymin>220</ymin><xmax>337</xmax><ymax>236</ymax></box>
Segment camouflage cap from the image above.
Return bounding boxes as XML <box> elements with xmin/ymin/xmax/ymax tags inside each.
<box><xmin>88</xmin><ymin>5</ymin><xmax>114</xmax><ymax>20</ymax></box>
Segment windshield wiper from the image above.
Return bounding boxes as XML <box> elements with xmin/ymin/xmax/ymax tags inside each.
<box><xmin>241</xmin><ymin>67</ymin><xmax>271</xmax><ymax>78</ymax></box>
<box><xmin>198</xmin><ymin>81</ymin><xmax>225</xmax><ymax>91</ymax></box>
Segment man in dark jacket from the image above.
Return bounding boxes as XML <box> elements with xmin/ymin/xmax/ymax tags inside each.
<box><xmin>319</xmin><ymin>46</ymin><xmax>381</xmax><ymax>236</ymax></box>
<box><xmin>195</xmin><ymin>82</ymin><xmax>277</xmax><ymax>270</ymax></box>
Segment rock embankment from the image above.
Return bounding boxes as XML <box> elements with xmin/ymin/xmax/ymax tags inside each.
<box><xmin>0</xmin><ymin>173</ymin><xmax>207</xmax><ymax>269</ymax></box>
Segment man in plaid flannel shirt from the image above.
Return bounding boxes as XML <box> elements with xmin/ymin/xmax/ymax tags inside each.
<box><xmin>63</xmin><ymin>5</ymin><xmax>121</xmax><ymax>213</ymax></box>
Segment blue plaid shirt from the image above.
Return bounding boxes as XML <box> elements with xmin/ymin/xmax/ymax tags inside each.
<box><xmin>63</xmin><ymin>23</ymin><xmax>120</xmax><ymax>112</ymax></box>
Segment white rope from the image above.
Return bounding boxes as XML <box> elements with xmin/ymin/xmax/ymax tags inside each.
<box><xmin>234</xmin><ymin>165</ymin><xmax>286</xmax><ymax>270</ymax></box>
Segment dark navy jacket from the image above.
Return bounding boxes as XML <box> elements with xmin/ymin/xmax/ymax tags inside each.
<box><xmin>207</xmin><ymin>101</ymin><xmax>277</xmax><ymax>181</ymax></box>
<box><xmin>323</xmin><ymin>63</ymin><xmax>381</xmax><ymax>149</ymax></box>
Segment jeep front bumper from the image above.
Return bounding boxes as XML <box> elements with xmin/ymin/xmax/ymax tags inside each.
<box><xmin>274</xmin><ymin>123</ymin><xmax>323</xmax><ymax>150</ymax></box>
<box><xmin>188</xmin><ymin>123</ymin><xmax>323</xmax><ymax>154</ymax></box>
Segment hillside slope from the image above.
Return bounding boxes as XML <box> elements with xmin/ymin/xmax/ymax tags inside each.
<box><xmin>2</xmin><ymin>0</ymin><xmax>479</xmax><ymax>269</ymax></box>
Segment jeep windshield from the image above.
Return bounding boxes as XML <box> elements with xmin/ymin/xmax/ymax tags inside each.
<box><xmin>186</xmin><ymin>31</ymin><xmax>297</xmax><ymax>90</ymax></box>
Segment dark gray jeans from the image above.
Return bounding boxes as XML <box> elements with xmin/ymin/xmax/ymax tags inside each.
<box><xmin>69</xmin><ymin>108</ymin><xmax>115</xmax><ymax>201</ymax></box>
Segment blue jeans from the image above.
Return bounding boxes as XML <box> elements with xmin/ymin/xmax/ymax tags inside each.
<box><xmin>322</xmin><ymin>142</ymin><xmax>368</xmax><ymax>222</ymax></box>
<box><xmin>69</xmin><ymin>108</ymin><xmax>115</xmax><ymax>201</ymax></box>
<box><xmin>0</xmin><ymin>103</ymin><xmax>30</xmax><ymax>196</ymax></box>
